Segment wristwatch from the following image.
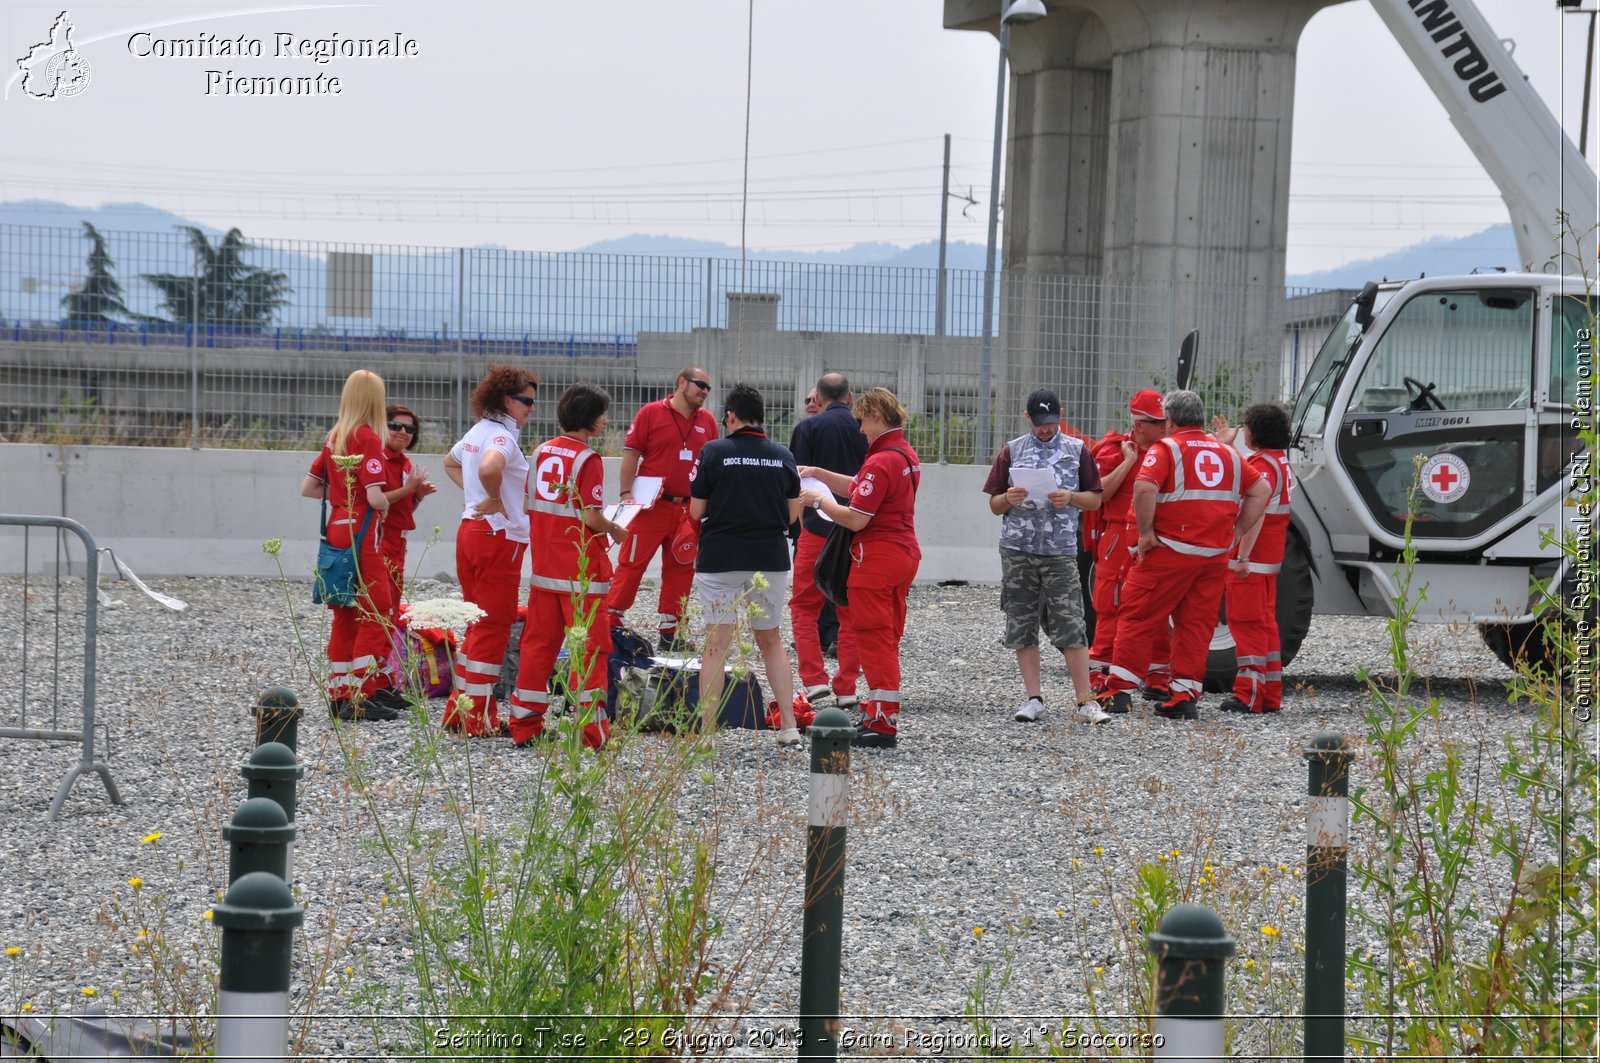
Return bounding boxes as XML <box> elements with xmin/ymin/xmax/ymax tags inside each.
<box><xmin>811</xmin><ymin>497</ymin><xmax>823</xmax><ymax>510</ymax></box>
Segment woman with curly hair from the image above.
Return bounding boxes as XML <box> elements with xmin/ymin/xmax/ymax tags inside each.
<box><xmin>300</xmin><ymin>369</ymin><xmax>405</xmax><ymax>722</ymax></box>
<box><xmin>442</xmin><ymin>365</ymin><xmax>540</xmax><ymax>735</ymax></box>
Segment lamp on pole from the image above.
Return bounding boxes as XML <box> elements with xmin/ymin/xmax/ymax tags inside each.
<box><xmin>1557</xmin><ymin>0</ymin><xmax>1597</xmax><ymax>158</ymax></box>
<box><xmin>977</xmin><ymin>0</ymin><xmax>1047</xmax><ymax>461</ymax></box>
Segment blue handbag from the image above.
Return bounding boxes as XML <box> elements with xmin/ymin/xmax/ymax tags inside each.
<box><xmin>312</xmin><ymin>479</ymin><xmax>375</xmax><ymax>607</ymax></box>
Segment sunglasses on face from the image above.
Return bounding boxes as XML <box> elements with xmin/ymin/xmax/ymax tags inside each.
<box><xmin>684</xmin><ymin>378</ymin><xmax>711</xmax><ymax>392</ymax></box>
<box><xmin>508</xmin><ymin>394</ymin><xmax>536</xmax><ymax>408</ymax></box>
<box><xmin>387</xmin><ymin>421</ymin><xmax>416</xmax><ymax>436</ymax></box>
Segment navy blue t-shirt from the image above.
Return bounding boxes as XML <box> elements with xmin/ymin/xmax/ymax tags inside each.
<box><xmin>789</xmin><ymin>401</ymin><xmax>868</xmax><ymax>536</ymax></box>
<box><xmin>690</xmin><ymin>427</ymin><xmax>801</xmax><ymax>573</ymax></box>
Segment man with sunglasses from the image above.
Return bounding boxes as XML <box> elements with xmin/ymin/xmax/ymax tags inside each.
<box><xmin>606</xmin><ymin>367</ymin><xmax>719</xmax><ymax>653</ymax></box>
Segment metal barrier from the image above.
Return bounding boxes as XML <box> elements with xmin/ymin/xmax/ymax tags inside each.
<box><xmin>1</xmin><ymin>514</ymin><xmax>123</xmax><ymax>820</ymax></box>
<box><xmin>0</xmin><ymin>222</ymin><xmax>1349</xmax><ymax>462</ymax></box>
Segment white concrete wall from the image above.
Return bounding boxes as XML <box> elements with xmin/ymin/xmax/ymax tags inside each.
<box><xmin>0</xmin><ymin>444</ymin><xmax>1003</xmax><ymax>583</ymax></box>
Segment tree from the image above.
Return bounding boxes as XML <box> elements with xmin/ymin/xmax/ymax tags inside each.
<box><xmin>140</xmin><ymin>227</ymin><xmax>291</xmax><ymax>329</ymax></box>
<box><xmin>61</xmin><ymin>221</ymin><xmax>130</xmax><ymax>324</ymax></box>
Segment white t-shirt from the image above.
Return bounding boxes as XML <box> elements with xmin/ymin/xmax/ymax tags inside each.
<box><xmin>450</xmin><ymin>416</ymin><xmax>531</xmax><ymax>543</ymax></box>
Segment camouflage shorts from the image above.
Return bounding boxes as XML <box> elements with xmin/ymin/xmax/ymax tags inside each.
<box><xmin>998</xmin><ymin>547</ymin><xmax>1086</xmax><ymax>651</ymax></box>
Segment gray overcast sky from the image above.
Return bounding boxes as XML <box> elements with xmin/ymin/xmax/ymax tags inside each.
<box><xmin>1</xmin><ymin>0</ymin><xmax>1593</xmax><ymax>273</ymax></box>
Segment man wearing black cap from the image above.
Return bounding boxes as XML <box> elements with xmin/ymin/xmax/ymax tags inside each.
<box><xmin>981</xmin><ymin>388</ymin><xmax>1110</xmax><ymax>725</ymax></box>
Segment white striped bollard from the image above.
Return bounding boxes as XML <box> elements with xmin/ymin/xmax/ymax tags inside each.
<box><xmin>799</xmin><ymin>707</ymin><xmax>853</xmax><ymax>1060</ymax></box>
<box><xmin>212</xmin><ymin>870</ymin><xmax>303</xmax><ymax>1063</ymax></box>
<box><xmin>1304</xmin><ymin>732</ymin><xmax>1353</xmax><ymax>1060</ymax></box>
<box><xmin>1146</xmin><ymin>903</ymin><xmax>1235</xmax><ymax>1060</ymax></box>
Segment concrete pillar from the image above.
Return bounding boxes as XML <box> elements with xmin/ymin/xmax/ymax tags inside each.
<box><xmin>944</xmin><ymin>0</ymin><xmax>1344</xmax><ymax>435</ymax></box>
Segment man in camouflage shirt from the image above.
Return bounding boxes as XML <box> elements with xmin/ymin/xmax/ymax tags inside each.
<box><xmin>981</xmin><ymin>389</ymin><xmax>1111</xmax><ymax>725</ymax></box>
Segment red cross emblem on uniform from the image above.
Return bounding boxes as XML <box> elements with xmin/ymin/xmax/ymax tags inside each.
<box><xmin>535</xmin><ymin>455</ymin><xmax>567</xmax><ymax>502</ymax></box>
<box><xmin>1194</xmin><ymin>450</ymin><xmax>1225</xmax><ymax>488</ymax></box>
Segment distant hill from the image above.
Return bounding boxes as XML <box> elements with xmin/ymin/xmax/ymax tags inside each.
<box><xmin>1286</xmin><ymin>224</ymin><xmax>1518</xmax><ymax>289</ymax></box>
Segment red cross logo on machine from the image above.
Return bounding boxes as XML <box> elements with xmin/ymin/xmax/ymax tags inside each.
<box><xmin>1419</xmin><ymin>453</ymin><xmax>1470</xmax><ymax>504</ymax></box>
<box><xmin>1193</xmin><ymin>449</ymin><xmax>1226</xmax><ymax>488</ymax></box>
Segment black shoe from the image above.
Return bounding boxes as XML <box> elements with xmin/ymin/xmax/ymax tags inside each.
<box><xmin>853</xmin><ymin>727</ymin><xmax>898</xmax><ymax>749</ymax></box>
<box><xmin>1218</xmin><ymin>696</ymin><xmax>1253</xmax><ymax>714</ymax></box>
<box><xmin>367</xmin><ymin>687</ymin><xmax>411</xmax><ymax>714</ymax></box>
<box><xmin>1099</xmin><ymin>691</ymin><xmax>1132</xmax><ymax>715</ymax></box>
<box><xmin>335</xmin><ymin>697</ymin><xmax>401</xmax><ymax>722</ymax></box>
<box><xmin>1141</xmin><ymin>685</ymin><xmax>1171</xmax><ymax>703</ymax></box>
<box><xmin>328</xmin><ymin>699</ymin><xmax>355</xmax><ymax>721</ymax></box>
<box><xmin>659</xmin><ymin>632</ymin><xmax>696</xmax><ymax>655</ymax></box>
<box><xmin>1154</xmin><ymin>699</ymin><xmax>1199</xmax><ymax>721</ymax></box>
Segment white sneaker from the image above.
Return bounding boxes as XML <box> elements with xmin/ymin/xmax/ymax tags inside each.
<box><xmin>1014</xmin><ymin>697</ymin><xmax>1045</xmax><ymax>723</ymax></box>
<box><xmin>834</xmin><ymin>694</ymin><xmax>860</xmax><ymax>710</ymax></box>
<box><xmin>775</xmin><ymin>727</ymin><xmax>802</xmax><ymax>747</ymax></box>
<box><xmin>1076</xmin><ymin>701</ymin><xmax>1112</xmax><ymax>725</ymax></box>
<box><xmin>803</xmin><ymin>684</ymin><xmax>831</xmax><ymax>703</ymax></box>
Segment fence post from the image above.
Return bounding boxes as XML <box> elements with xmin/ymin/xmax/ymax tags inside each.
<box><xmin>213</xmin><ymin>871</ymin><xmax>303</xmax><ymax>1063</ymax></box>
<box><xmin>1303</xmin><ymin>732</ymin><xmax>1353</xmax><ymax>1061</ymax></box>
<box><xmin>224</xmin><ymin>797</ymin><xmax>294</xmax><ymax>886</ymax></box>
<box><xmin>1146</xmin><ymin>903</ymin><xmax>1235</xmax><ymax>1060</ymax></box>
<box><xmin>242</xmin><ymin>742</ymin><xmax>303</xmax><ymax>880</ymax></box>
<box><xmin>251</xmin><ymin>687</ymin><xmax>301</xmax><ymax>751</ymax></box>
<box><xmin>799</xmin><ymin>706</ymin><xmax>853</xmax><ymax>1060</ymax></box>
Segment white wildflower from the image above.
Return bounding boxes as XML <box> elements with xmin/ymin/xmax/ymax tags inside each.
<box><xmin>405</xmin><ymin>597</ymin><xmax>487</xmax><ymax>637</ymax></box>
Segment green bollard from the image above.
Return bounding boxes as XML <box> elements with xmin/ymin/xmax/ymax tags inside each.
<box><xmin>223</xmin><ymin>798</ymin><xmax>295</xmax><ymax>886</ymax></box>
<box><xmin>1146</xmin><ymin>903</ymin><xmax>1235</xmax><ymax>1059</ymax></box>
<box><xmin>252</xmin><ymin>687</ymin><xmax>302</xmax><ymax>752</ymax></box>
<box><xmin>1304</xmin><ymin>732</ymin><xmax>1353</xmax><ymax>1061</ymax></box>
<box><xmin>212</xmin><ymin>871</ymin><xmax>303</xmax><ymax>1063</ymax></box>
<box><xmin>799</xmin><ymin>707</ymin><xmax>853</xmax><ymax>1060</ymax></box>
<box><xmin>242</xmin><ymin>742</ymin><xmax>304</xmax><ymax>880</ymax></box>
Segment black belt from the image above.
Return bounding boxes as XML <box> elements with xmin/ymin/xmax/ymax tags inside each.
<box><xmin>661</xmin><ymin>494</ymin><xmax>690</xmax><ymax>504</ymax></box>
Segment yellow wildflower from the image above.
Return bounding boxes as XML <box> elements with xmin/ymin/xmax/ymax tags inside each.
<box><xmin>20</xmin><ymin>1004</ymin><xmax>32</xmax><ymax>1013</ymax></box>
<box><xmin>1261</xmin><ymin>925</ymin><xmax>1280</xmax><ymax>938</ymax></box>
<box><xmin>128</xmin><ymin>877</ymin><xmax>143</xmax><ymax>890</ymax></box>
<box><xmin>1092</xmin><ymin>847</ymin><xmax>1106</xmax><ymax>855</ymax></box>
<box><xmin>4</xmin><ymin>947</ymin><xmax>19</xmax><ymax>957</ymax></box>
<box><xmin>81</xmin><ymin>987</ymin><xmax>97</xmax><ymax>997</ymax></box>
<box><xmin>142</xmin><ymin>832</ymin><xmax>163</xmax><ymax>844</ymax></box>
<box><xmin>203</xmin><ymin>910</ymin><xmax>213</xmax><ymax>920</ymax></box>
<box><xmin>1243</xmin><ymin>958</ymin><xmax>1256</xmax><ymax>969</ymax></box>
<box><xmin>1055</xmin><ymin>909</ymin><xmax>1065</xmax><ymax>918</ymax></box>
<box><xmin>1094</xmin><ymin>965</ymin><xmax>1104</xmax><ymax>976</ymax></box>
<box><xmin>973</xmin><ymin>927</ymin><xmax>984</xmax><ymax>938</ymax></box>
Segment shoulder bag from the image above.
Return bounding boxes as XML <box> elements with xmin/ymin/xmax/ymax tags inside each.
<box><xmin>312</xmin><ymin>478</ymin><xmax>376</xmax><ymax>607</ymax></box>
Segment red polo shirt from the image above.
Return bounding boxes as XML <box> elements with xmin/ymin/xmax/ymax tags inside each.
<box><xmin>382</xmin><ymin>447</ymin><xmax>418</xmax><ymax>533</ymax></box>
<box><xmin>309</xmin><ymin>425</ymin><xmax>386</xmax><ymax>512</ymax></box>
<box><xmin>623</xmin><ymin>396</ymin><xmax>718</xmax><ymax>498</ymax></box>
<box><xmin>849</xmin><ymin>429</ymin><xmax>922</xmax><ymax>560</ymax></box>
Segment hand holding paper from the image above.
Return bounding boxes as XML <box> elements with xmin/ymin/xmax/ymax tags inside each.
<box><xmin>1009</xmin><ymin>466</ymin><xmax>1057</xmax><ymax>503</ymax></box>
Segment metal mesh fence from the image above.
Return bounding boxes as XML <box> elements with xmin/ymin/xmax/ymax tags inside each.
<box><xmin>0</xmin><ymin>223</ymin><xmax>1347</xmax><ymax>461</ymax></box>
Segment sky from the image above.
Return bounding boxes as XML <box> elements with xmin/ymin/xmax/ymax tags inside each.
<box><xmin>0</xmin><ymin>0</ymin><xmax>1594</xmax><ymax>275</ymax></box>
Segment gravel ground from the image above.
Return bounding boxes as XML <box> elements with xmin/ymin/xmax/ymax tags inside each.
<box><xmin>0</xmin><ymin>571</ymin><xmax>1576</xmax><ymax>1059</ymax></box>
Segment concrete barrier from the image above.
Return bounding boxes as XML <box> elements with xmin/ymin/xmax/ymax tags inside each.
<box><xmin>0</xmin><ymin>443</ymin><xmax>1004</xmax><ymax>583</ymax></box>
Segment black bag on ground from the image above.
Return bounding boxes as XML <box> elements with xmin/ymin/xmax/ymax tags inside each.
<box><xmin>814</xmin><ymin>523</ymin><xmax>854</xmax><ymax>607</ymax></box>
<box><xmin>620</xmin><ymin>666</ymin><xmax>766</xmax><ymax>733</ymax></box>
<box><xmin>607</xmin><ymin>626</ymin><xmax>657</xmax><ymax>717</ymax></box>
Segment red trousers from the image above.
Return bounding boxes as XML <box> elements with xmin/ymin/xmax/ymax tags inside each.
<box><xmin>324</xmin><ymin>513</ymin><xmax>395</xmax><ymax>701</ymax></box>
<box><xmin>1105</xmin><ymin>547</ymin><xmax>1227</xmax><ymax>703</ymax></box>
<box><xmin>606</xmin><ymin>500</ymin><xmax>694</xmax><ymax>633</ymax></box>
<box><xmin>1226</xmin><ymin>570</ymin><xmax>1282</xmax><ymax>711</ymax></box>
<box><xmin>790</xmin><ymin>528</ymin><xmax>862</xmax><ymax>694</ymax></box>
<box><xmin>507</xmin><ymin>588</ymin><xmax>612</xmax><ymax>747</ymax></box>
<box><xmin>839</xmin><ymin>541</ymin><xmax>918</xmax><ymax>735</ymax></box>
<box><xmin>448</xmin><ymin>519</ymin><xmax>526</xmax><ymax>735</ymax></box>
<box><xmin>1087</xmin><ymin>521</ymin><xmax>1171</xmax><ymax>688</ymax></box>
<box><xmin>380</xmin><ymin>532</ymin><xmax>407</xmax><ymax>623</ymax></box>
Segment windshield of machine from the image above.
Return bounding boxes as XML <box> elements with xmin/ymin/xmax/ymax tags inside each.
<box><xmin>1291</xmin><ymin>291</ymin><xmax>1394</xmax><ymax>443</ymax></box>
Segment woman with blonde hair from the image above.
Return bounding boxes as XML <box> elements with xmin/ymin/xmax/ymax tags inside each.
<box><xmin>798</xmin><ymin>386</ymin><xmax>921</xmax><ymax>748</ymax></box>
<box><xmin>300</xmin><ymin>369</ymin><xmax>404</xmax><ymax>721</ymax></box>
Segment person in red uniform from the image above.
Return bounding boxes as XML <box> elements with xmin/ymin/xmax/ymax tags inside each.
<box><xmin>799</xmin><ymin>387</ymin><xmax>921</xmax><ymax>749</ymax></box>
<box><xmin>442</xmin><ymin>366</ymin><xmax>539</xmax><ymax>736</ymax></box>
<box><xmin>378</xmin><ymin>404</ymin><xmax>435</xmax><ymax>621</ymax></box>
<box><xmin>300</xmin><ymin>369</ymin><xmax>404</xmax><ymax>722</ymax></box>
<box><xmin>606</xmin><ymin>367</ymin><xmax>719</xmax><ymax>653</ymax></box>
<box><xmin>1099</xmin><ymin>389</ymin><xmax>1270</xmax><ymax>721</ymax></box>
<box><xmin>1213</xmin><ymin>404</ymin><xmax>1294</xmax><ymax>714</ymax></box>
<box><xmin>508</xmin><ymin>383</ymin><xmax>627</xmax><ymax>748</ymax></box>
<box><xmin>1086</xmin><ymin>390</ymin><xmax>1173</xmax><ymax>702</ymax></box>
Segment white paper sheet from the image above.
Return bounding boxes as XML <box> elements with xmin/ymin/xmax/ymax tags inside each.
<box><xmin>799</xmin><ymin>476</ymin><xmax>835</xmax><ymax>522</ymax></box>
<box><xmin>1009</xmin><ymin>466</ymin><xmax>1058</xmax><ymax>503</ymax></box>
<box><xmin>631</xmin><ymin>475</ymin><xmax>664</xmax><ymax>508</ymax></box>
<box><xmin>605</xmin><ymin>502</ymin><xmax>644</xmax><ymax>528</ymax></box>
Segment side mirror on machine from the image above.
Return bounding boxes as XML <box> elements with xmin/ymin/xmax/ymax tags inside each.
<box><xmin>1353</xmin><ymin>281</ymin><xmax>1379</xmax><ymax>331</ymax></box>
